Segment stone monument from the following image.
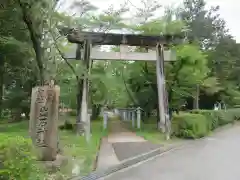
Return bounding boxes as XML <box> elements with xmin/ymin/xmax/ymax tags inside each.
<box><xmin>29</xmin><ymin>84</ymin><xmax>60</xmax><ymax>161</ymax></box>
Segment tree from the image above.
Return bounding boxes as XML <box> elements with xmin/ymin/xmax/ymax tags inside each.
<box><xmin>179</xmin><ymin>0</ymin><xmax>228</xmax><ymax>49</ymax></box>
<box><xmin>50</xmin><ymin>0</ymin><xmax>129</xmax><ymax>133</ymax></box>
<box><xmin>167</xmin><ymin>44</ymin><xmax>210</xmax><ymax>109</ymax></box>
<box><xmin>0</xmin><ymin>0</ymin><xmax>37</xmax><ymax>119</ymax></box>
<box><xmin>178</xmin><ymin>0</ymin><xmax>229</xmax><ymax>108</ymax></box>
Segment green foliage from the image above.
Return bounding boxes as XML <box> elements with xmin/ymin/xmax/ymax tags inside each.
<box><xmin>68</xmin><ymin>110</ymin><xmax>77</xmax><ymax>117</ymax></box>
<box><xmin>191</xmin><ymin>109</ymin><xmax>240</xmax><ymax>128</ymax></box>
<box><xmin>190</xmin><ymin>110</ymin><xmax>219</xmax><ymax>130</ymax></box>
<box><xmin>168</xmin><ymin>44</ymin><xmax>209</xmax><ymax>104</ymax></box>
<box><xmin>0</xmin><ymin>136</ymin><xmax>44</xmax><ymax>180</ymax></box>
<box><xmin>172</xmin><ymin>113</ymin><xmax>209</xmax><ymax>139</ymax></box>
<box><xmin>173</xmin><ymin>109</ymin><xmax>240</xmax><ymax>139</ymax></box>
<box><xmin>222</xmin><ymin>88</ymin><xmax>240</xmax><ymax>106</ymax></box>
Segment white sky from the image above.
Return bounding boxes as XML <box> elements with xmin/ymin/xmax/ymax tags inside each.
<box><xmin>64</xmin><ymin>0</ymin><xmax>240</xmax><ymax>42</ymax></box>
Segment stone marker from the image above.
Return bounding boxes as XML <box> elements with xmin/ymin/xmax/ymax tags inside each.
<box><xmin>137</xmin><ymin>107</ymin><xmax>141</xmax><ymax>129</ymax></box>
<box><xmin>29</xmin><ymin>85</ymin><xmax>60</xmax><ymax>161</ymax></box>
<box><xmin>103</xmin><ymin>111</ymin><xmax>108</xmax><ymax>130</ymax></box>
<box><xmin>120</xmin><ymin>110</ymin><xmax>123</xmax><ymax>120</ymax></box>
<box><xmin>132</xmin><ymin>111</ymin><xmax>135</xmax><ymax>128</ymax></box>
<box><xmin>114</xmin><ymin>108</ymin><xmax>119</xmax><ymax>115</ymax></box>
<box><xmin>123</xmin><ymin>111</ymin><xmax>126</xmax><ymax>121</ymax></box>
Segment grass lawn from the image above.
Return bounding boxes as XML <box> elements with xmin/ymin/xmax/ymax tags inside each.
<box><xmin>0</xmin><ymin>118</ymin><xmax>107</xmax><ymax>177</ymax></box>
<box><xmin>126</xmin><ymin>119</ymin><xmax>181</xmax><ymax>145</ymax></box>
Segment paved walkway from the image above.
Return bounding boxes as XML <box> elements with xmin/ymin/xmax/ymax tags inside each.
<box><xmin>104</xmin><ymin>124</ymin><xmax>240</xmax><ymax>180</ymax></box>
<box><xmin>96</xmin><ymin>119</ymin><xmax>162</xmax><ymax>170</ymax></box>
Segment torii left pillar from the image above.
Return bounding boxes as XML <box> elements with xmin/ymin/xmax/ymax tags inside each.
<box><xmin>79</xmin><ymin>39</ymin><xmax>92</xmax><ymax>142</ymax></box>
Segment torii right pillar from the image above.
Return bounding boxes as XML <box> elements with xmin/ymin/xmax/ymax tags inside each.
<box><xmin>156</xmin><ymin>43</ymin><xmax>171</xmax><ymax>140</ymax></box>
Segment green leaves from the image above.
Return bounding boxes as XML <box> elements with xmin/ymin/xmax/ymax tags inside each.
<box><xmin>201</xmin><ymin>77</ymin><xmax>222</xmax><ymax>95</ymax></box>
<box><xmin>0</xmin><ymin>136</ymin><xmax>44</xmax><ymax>180</ymax></box>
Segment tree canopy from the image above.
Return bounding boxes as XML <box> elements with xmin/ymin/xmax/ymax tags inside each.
<box><xmin>1</xmin><ymin>0</ymin><xmax>240</xmax><ymax>122</ymax></box>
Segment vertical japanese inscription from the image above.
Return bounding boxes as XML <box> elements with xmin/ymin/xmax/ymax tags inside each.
<box><xmin>35</xmin><ymin>87</ymin><xmax>49</xmax><ymax>147</ymax></box>
<box><xmin>36</xmin><ymin>87</ymin><xmax>45</xmax><ymax>104</ymax></box>
<box><xmin>36</xmin><ymin>106</ymin><xmax>48</xmax><ymax>147</ymax></box>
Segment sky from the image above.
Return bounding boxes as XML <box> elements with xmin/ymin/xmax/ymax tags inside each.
<box><xmin>64</xmin><ymin>0</ymin><xmax>240</xmax><ymax>42</ymax></box>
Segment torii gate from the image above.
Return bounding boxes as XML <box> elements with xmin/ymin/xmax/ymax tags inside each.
<box><xmin>63</xmin><ymin>29</ymin><xmax>183</xmax><ymax>140</ymax></box>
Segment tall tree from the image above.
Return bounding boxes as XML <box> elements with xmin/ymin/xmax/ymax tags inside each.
<box><xmin>179</xmin><ymin>0</ymin><xmax>228</xmax><ymax>108</ymax></box>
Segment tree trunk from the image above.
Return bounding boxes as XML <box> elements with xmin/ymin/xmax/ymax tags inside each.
<box><xmin>193</xmin><ymin>84</ymin><xmax>200</xmax><ymax>109</ymax></box>
<box><xmin>10</xmin><ymin>109</ymin><xmax>22</xmax><ymax>123</ymax></box>
<box><xmin>76</xmin><ymin>80</ymin><xmax>84</xmax><ymax>134</ymax></box>
<box><xmin>91</xmin><ymin>104</ymin><xmax>100</xmax><ymax>120</ymax></box>
<box><xmin>18</xmin><ymin>1</ymin><xmax>45</xmax><ymax>84</ymax></box>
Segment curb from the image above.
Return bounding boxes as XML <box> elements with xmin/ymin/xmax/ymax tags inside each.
<box><xmin>69</xmin><ymin>143</ymin><xmax>184</xmax><ymax>180</ymax></box>
<box><xmin>92</xmin><ymin>137</ymin><xmax>103</xmax><ymax>171</ymax></box>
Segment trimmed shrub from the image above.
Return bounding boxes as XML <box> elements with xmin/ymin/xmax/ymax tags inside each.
<box><xmin>172</xmin><ymin>113</ymin><xmax>209</xmax><ymax>139</ymax></box>
<box><xmin>0</xmin><ymin>136</ymin><xmax>44</xmax><ymax>180</ymax></box>
<box><xmin>191</xmin><ymin>108</ymin><xmax>240</xmax><ymax>130</ymax></box>
<box><xmin>226</xmin><ymin>108</ymin><xmax>240</xmax><ymax>121</ymax></box>
<box><xmin>190</xmin><ymin>110</ymin><xmax>220</xmax><ymax>130</ymax></box>
<box><xmin>173</xmin><ymin>109</ymin><xmax>240</xmax><ymax>139</ymax></box>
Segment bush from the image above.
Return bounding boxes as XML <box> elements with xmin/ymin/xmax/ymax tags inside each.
<box><xmin>0</xmin><ymin>109</ymin><xmax>11</xmax><ymax>119</ymax></box>
<box><xmin>226</xmin><ymin>108</ymin><xmax>240</xmax><ymax>121</ymax></box>
<box><xmin>191</xmin><ymin>108</ymin><xmax>240</xmax><ymax>130</ymax></box>
<box><xmin>0</xmin><ymin>136</ymin><xmax>44</xmax><ymax>180</ymax></box>
<box><xmin>59</xmin><ymin>120</ymin><xmax>74</xmax><ymax>130</ymax></box>
<box><xmin>172</xmin><ymin>113</ymin><xmax>209</xmax><ymax>139</ymax></box>
<box><xmin>68</xmin><ymin>110</ymin><xmax>77</xmax><ymax>117</ymax></box>
<box><xmin>190</xmin><ymin>110</ymin><xmax>219</xmax><ymax>130</ymax></box>
<box><xmin>173</xmin><ymin>109</ymin><xmax>240</xmax><ymax>139</ymax></box>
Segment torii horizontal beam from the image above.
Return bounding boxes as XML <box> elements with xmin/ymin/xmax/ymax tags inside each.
<box><xmin>63</xmin><ymin>45</ymin><xmax>176</xmax><ymax>61</ymax></box>
<box><xmin>64</xmin><ymin>28</ymin><xmax>184</xmax><ymax>47</ymax></box>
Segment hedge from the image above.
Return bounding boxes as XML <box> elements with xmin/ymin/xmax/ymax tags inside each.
<box><xmin>172</xmin><ymin>113</ymin><xmax>209</xmax><ymax>139</ymax></box>
<box><xmin>0</xmin><ymin>136</ymin><xmax>44</xmax><ymax>180</ymax></box>
<box><xmin>191</xmin><ymin>109</ymin><xmax>240</xmax><ymax>129</ymax></box>
<box><xmin>172</xmin><ymin>109</ymin><xmax>240</xmax><ymax>139</ymax></box>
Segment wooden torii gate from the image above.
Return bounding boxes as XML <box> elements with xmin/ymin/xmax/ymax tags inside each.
<box><xmin>63</xmin><ymin>28</ymin><xmax>183</xmax><ymax>140</ymax></box>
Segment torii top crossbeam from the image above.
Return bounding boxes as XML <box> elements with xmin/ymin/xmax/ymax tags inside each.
<box><xmin>65</xmin><ymin>28</ymin><xmax>184</xmax><ymax>47</ymax></box>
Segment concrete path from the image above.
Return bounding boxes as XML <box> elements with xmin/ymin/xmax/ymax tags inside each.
<box><xmin>96</xmin><ymin>120</ymin><xmax>162</xmax><ymax>170</ymax></box>
<box><xmin>103</xmin><ymin>124</ymin><xmax>240</xmax><ymax>180</ymax></box>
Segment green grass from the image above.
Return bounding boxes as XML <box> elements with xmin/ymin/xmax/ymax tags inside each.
<box><xmin>126</xmin><ymin>118</ymin><xmax>181</xmax><ymax>145</ymax></box>
<box><xmin>60</xmin><ymin>120</ymin><xmax>107</xmax><ymax>175</ymax></box>
<box><xmin>0</xmin><ymin>118</ymin><xmax>107</xmax><ymax>176</ymax></box>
